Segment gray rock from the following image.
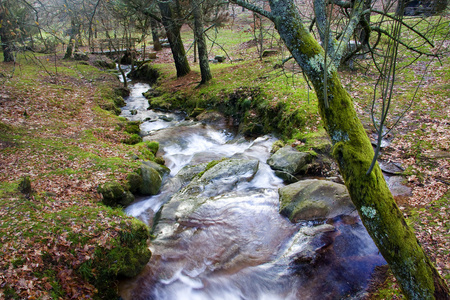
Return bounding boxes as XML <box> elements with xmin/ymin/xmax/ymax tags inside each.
<box><xmin>279</xmin><ymin>179</ymin><xmax>356</xmax><ymax>222</ymax></box>
<box><xmin>267</xmin><ymin>145</ymin><xmax>312</xmax><ymax>176</ymax></box>
<box><xmin>155</xmin><ymin>159</ymin><xmax>260</xmax><ymax>229</ymax></box>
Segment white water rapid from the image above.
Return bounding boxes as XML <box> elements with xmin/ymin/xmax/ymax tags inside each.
<box><xmin>118</xmin><ymin>75</ymin><xmax>386</xmax><ymax>300</ymax></box>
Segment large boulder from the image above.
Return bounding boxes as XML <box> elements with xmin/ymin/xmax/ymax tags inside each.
<box><xmin>267</xmin><ymin>145</ymin><xmax>312</xmax><ymax>181</ymax></box>
<box><xmin>279</xmin><ymin>179</ymin><xmax>356</xmax><ymax>222</ymax></box>
<box><xmin>154</xmin><ymin>158</ymin><xmax>260</xmax><ymax>233</ymax></box>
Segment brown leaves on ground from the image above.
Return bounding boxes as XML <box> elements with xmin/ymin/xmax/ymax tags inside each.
<box><xmin>0</xmin><ymin>56</ymin><xmax>143</xmax><ymax>299</ymax></box>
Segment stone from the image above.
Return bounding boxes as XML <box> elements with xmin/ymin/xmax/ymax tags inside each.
<box><xmin>98</xmin><ymin>181</ymin><xmax>135</xmax><ymax>207</ymax></box>
<box><xmin>262</xmin><ymin>49</ymin><xmax>278</xmax><ymax>57</ymax></box>
<box><xmin>128</xmin><ymin>62</ymin><xmax>160</xmax><ymax>84</ymax></box>
<box><xmin>127</xmin><ymin>172</ymin><xmax>143</xmax><ymax>193</ymax></box>
<box><xmin>214</xmin><ymin>55</ymin><xmax>226</xmax><ymax>62</ymax></box>
<box><xmin>73</xmin><ymin>51</ymin><xmax>89</xmax><ymax>61</ymax></box>
<box><xmin>267</xmin><ymin>145</ymin><xmax>312</xmax><ymax>177</ymax></box>
<box><xmin>142</xmin><ymin>160</ymin><xmax>170</xmax><ymax>178</ymax></box>
<box><xmin>139</xmin><ymin>164</ymin><xmax>163</xmax><ymax>195</ymax></box>
<box><xmin>278</xmin><ymin>179</ymin><xmax>356</xmax><ymax>222</ymax></box>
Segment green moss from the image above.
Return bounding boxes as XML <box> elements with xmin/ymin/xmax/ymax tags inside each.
<box><xmin>78</xmin><ymin>219</ymin><xmax>151</xmax><ymax>299</ymax></box>
<box><xmin>144</xmin><ymin>141</ymin><xmax>159</xmax><ymax>154</ymax></box>
<box><xmin>124</xmin><ymin>121</ymin><xmax>141</xmax><ymax>135</ymax></box>
<box><xmin>123</xmin><ymin>133</ymin><xmax>142</xmax><ymax>145</ymax></box>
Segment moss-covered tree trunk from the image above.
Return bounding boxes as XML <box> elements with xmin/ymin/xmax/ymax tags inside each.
<box><xmin>158</xmin><ymin>0</ymin><xmax>190</xmax><ymax>77</ymax></box>
<box><xmin>263</xmin><ymin>0</ymin><xmax>449</xmax><ymax>298</ymax></box>
<box><xmin>191</xmin><ymin>0</ymin><xmax>212</xmax><ymax>84</ymax></box>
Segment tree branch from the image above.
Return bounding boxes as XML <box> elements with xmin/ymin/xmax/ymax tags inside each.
<box><xmin>230</xmin><ymin>0</ymin><xmax>274</xmax><ymax>21</ymax></box>
<box><xmin>371</xmin><ymin>9</ymin><xmax>435</xmax><ymax>48</ymax></box>
<box><xmin>371</xmin><ymin>26</ymin><xmax>437</xmax><ymax>56</ymax></box>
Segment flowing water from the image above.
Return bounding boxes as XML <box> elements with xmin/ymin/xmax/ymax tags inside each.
<box><xmin>118</xmin><ymin>78</ymin><xmax>386</xmax><ymax>300</ymax></box>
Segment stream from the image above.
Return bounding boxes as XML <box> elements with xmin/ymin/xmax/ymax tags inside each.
<box><xmin>118</xmin><ymin>76</ymin><xmax>386</xmax><ymax>300</ymax></box>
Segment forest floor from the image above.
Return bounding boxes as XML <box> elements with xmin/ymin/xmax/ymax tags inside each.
<box><xmin>0</xmin><ymin>8</ymin><xmax>449</xmax><ymax>300</ymax></box>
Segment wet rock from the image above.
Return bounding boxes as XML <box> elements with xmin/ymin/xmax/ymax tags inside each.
<box><xmin>155</xmin><ymin>159</ymin><xmax>260</xmax><ymax>228</ymax></box>
<box><xmin>267</xmin><ymin>145</ymin><xmax>312</xmax><ymax>179</ymax></box>
<box><xmin>286</xmin><ymin>224</ymin><xmax>336</xmax><ymax>264</ymax></box>
<box><xmin>279</xmin><ymin>179</ymin><xmax>356</xmax><ymax>222</ymax></box>
<box><xmin>98</xmin><ymin>181</ymin><xmax>135</xmax><ymax>207</ymax></box>
<box><xmin>195</xmin><ymin>110</ymin><xmax>229</xmax><ymax>127</ymax></box>
<box><xmin>139</xmin><ymin>164</ymin><xmax>162</xmax><ymax>196</ymax></box>
<box><xmin>142</xmin><ymin>160</ymin><xmax>170</xmax><ymax>178</ymax></box>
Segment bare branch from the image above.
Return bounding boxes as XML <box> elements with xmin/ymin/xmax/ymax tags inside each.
<box><xmin>230</xmin><ymin>0</ymin><xmax>274</xmax><ymax>21</ymax></box>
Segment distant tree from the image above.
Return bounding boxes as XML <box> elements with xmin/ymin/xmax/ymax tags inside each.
<box><xmin>191</xmin><ymin>0</ymin><xmax>212</xmax><ymax>83</ymax></box>
<box><xmin>158</xmin><ymin>0</ymin><xmax>190</xmax><ymax>77</ymax></box>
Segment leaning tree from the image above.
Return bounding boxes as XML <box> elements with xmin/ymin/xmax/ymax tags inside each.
<box><xmin>232</xmin><ymin>0</ymin><xmax>449</xmax><ymax>298</ymax></box>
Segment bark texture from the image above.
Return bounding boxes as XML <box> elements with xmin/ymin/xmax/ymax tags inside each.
<box><xmin>0</xmin><ymin>2</ymin><xmax>15</xmax><ymax>62</ymax></box>
<box><xmin>264</xmin><ymin>0</ymin><xmax>449</xmax><ymax>298</ymax></box>
<box><xmin>158</xmin><ymin>0</ymin><xmax>190</xmax><ymax>77</ymax></box>
<box><xmin>150</xmin><ymin>18</ymin><xmax>162</xmax><ymax>51</ymax></box>
<box><xmin>191</xmin><ymin>0</ymin><xmax>212</xmax><ymax>83</ymax></box>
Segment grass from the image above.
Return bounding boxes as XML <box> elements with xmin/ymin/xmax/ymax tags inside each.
<box><xmin>0</xmin><ymin>53</ymin><xmax>152</xmax><ymax>299</ymax></box>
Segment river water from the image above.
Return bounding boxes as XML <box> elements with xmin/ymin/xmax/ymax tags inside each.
<box><xmin>118</xmin><ymin>78</ymin><xmax>386</xmax><ymax>300</ymax></box>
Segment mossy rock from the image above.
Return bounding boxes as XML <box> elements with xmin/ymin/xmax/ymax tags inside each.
<box><xmin>100</xmin><ymin>102</ymin><xmax>121</xmax><ymax>115</ymax></box>
<box><xmin>93</xmin><ymin>58</ymin><xmax>116</xmax><ymax>69</ymax></box>
<box><xmin>79</xmin><ymin>220</ymin><xmax>151</xmax><ymax>299</ymax></box>
<box><xmin>139</xmin><ymin>164</ymin><xmax>163</xmax><ymax>195</ymax></box>
<box><xmin>128</xmin><ymin>62</ymin><xmax>160</xmax><ymax>84</ymax></box>
<box><xmin>123</xmin><ymin>134</ymin><xmax>142</xmax><ymax>145</ymax></box>
<box><xmin>267</xmin><ymin>145</ymin><xmax>313</xmax><ymax>177</ymax></box>
<box><xmin>113</xmin><ymin>96</ymin><xmax>126</xmax><ymax>107</ymax></box>
<box><xmin>279</xmin><ymin>179</ymin><xmax>356</xmax><ymax>222</ymax></box>
<box><xmin>127</xmin><ymin>172</ymin><xmax>143</xmax><ymax>194</ymax></box>
<box><xmin>142</xmin><ymin>160</ymin><xmax>170</xmax><ymax>178</ymax></box>
<box><xmin>97</xmin><ymin>181</ymin><xmax>135</xmax><ymax>207</ymax></box>
<box><xmin>144</xmin><ymin>141</ymin><xmax>159</xmax><ymax>155</ymax></box>
<box><xmin>124</xmin><ymin>121</ymin><xmax>141</xmax><ymax>134</ymax></box>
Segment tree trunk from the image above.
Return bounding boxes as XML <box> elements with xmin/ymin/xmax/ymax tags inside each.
<box><xmin>150</xmin><ymin>18</ymin><xmax>162</xmax><ymax>51</ymax></box>
<box><xmin>64</xmin><ymin>34</ymin><xmax>75</xmax><ymax>59</ymax></box>
<box><xmin>0</xmin><ymin>6</ymin><xmax>14</xmax><ymax>62</ymax></box>
<box><xmin>0</xmin><ymin>34</ymin><xmax>14</xmax><ymax>62</ymax></box>
<box><xmin>191</xmin><ymin>0</ymin><xmax>212</xmax><ymax>84</ymax></box>
<box><xmin>158</xmin><ymin>0</ymin><xmax>190</xmax><ymax>77</ymax></box>
<box><xmin>266</xmin><ymin>0</ymin><xmax>450</xmax><ymax>298</ymax></box>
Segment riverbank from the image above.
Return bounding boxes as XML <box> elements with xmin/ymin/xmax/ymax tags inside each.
<box><xmin>0</xmin><ymin>54</ymin><xmax>152</xmax><ymax>299</ymax></box>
